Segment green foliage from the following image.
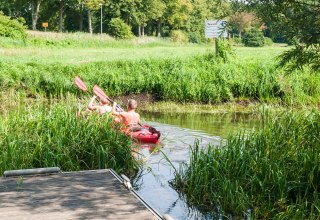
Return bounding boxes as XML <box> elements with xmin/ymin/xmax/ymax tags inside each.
<box><xmin>173</xmin><ymin>110</ymin><xmax>320</xmax><ymax>218</ymax></box>
<box><xmin>0</xmin><ymin>12</ymin><xmax>27</xmax><ymax>41</ymax></box>
<box><xmin>216</xmin><ymin>39</ymin><xmax>234</xmax><ymax>62</ymax></box>
<box><xmin>231</xmin><ymin>37</ymin><xmax>243</xmax><ymax>45</ymax></box>
<box><xmin>264</xmin><ymin>37</ymin><xmax>273</xmax><ymax>46</ymax></box>
<box><xmin>187</xmin><ymin>32</ymin><xmax>202</xmax><ymax>44</ymax></box>
<box><xmin>250</xmin><ymin>0</ymin><xmax>320</xmax><ymax>71</ymax></box>
<box><xmin>0</xmin><ymin>53</ymin><xmax>320</xmax><ymax>106</ymax></box>
<box><xmin>108</xmin><ymin>18</ymin><xmax>133</xmax><ymax>39</ymax></box>
<box><xmin>169</xmin><ymin>30</ymin><xmax>188</xmax><ymax>43</ymax></box>
<box><xmin>243</xmin><ymin>28</ymin><xmax>265</xmax><ymax>47</ymax></box>
<box><xmin>278</xmin><ymin>44</ymin><xmax>320</xmax><ymax>72</ymax></box>
<box><xmin>0</xmin><ymin>102</ymin><xmax>139</xmax><ymax>175</ymax></box>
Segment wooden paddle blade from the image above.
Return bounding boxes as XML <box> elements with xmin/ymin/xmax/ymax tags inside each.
<box><xmin>93</xmin><ymin>85</ymin><xmax>124</xmax><ymax>112</ymax></box>
<box><xmin>74</xmin><ymin>76</ymin><xmax>88</xmax><ymax>91</ymax></box>
<box><xmin>93</xmin><ymin>85</ymin><xmax>108</xmax><ymax>100</ymax></box>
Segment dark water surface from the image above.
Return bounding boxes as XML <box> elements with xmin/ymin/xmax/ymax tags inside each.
<box><xmin>133</xmin><ymin>112</ymin><xmax>259</xmax><ymax>219</ymax></box>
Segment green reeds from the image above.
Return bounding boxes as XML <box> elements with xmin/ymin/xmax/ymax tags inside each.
<box><xmin>173</xmin><ymin>110</ymin><xmax>320</xmax><ymax>218</ymax></box>
<box><xmin>0</xmin><ymin>54</ymin><xmax>320</xmax><ymax>106</ymax></box>
<box><xmin>0</xmin><ymin>101</ymin><xmax>139</xmax><ymax>176</ymax></box>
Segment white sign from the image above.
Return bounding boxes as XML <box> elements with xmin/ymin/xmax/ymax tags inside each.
<box><xmin>205</xmin><ymin>20</ymin><xmax>227</xmax><ymax>38</ymax></box>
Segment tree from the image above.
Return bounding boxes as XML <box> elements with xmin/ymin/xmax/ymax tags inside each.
<box><xmin>134</xmin><ymin>0</ymin><xmax>165</xmax><ymax>36</ymax></box>
<box><xmin>58</xmin><ymin>0</ymin><xmax>66</xmax><ymax>32</ymax></box>
<box><xmin>164</xmin><ymin>0</ymin><xmax>192</xmax><ymax>30</ymax></box>
<box><xmin>248</xmin><ymin>0</ymin><xmax>320</xmax><ymax>71</ymax></box>
<box><xmin>84</xmin><ymin>0</ymin><xmax>104</xmax><ymax>34</ymax></box>
<box><xmin>31</xmin><ymin>0</ymin><xmax>42</xmax><ymax>30</ymax></box>
<box><xmin>229</xmin><ymin>12</ymin><xmax>257</xmax><ymax>39</ymax></box>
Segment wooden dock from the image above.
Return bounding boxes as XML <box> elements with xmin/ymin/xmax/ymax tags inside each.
<box><xmin>0</xmin><ymin>169</ymin><xmax>160</xmax><ymax>220</ymax></box>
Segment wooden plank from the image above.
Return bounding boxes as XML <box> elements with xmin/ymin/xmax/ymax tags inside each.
<box><xmin>0</xmin><ymin>169</ymin><xmax>157</xmax><ymax>220</ymax></box>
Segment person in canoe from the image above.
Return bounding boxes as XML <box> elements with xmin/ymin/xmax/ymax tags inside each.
<box><xmin>86</xmin><ymin>95</ymin><xmax>112</xmax><ymax>115</ymax></box>
<box><xmin>112</xmin><ymin>99</ymin><xmax>141</xmax><ymax>132</ymax></box>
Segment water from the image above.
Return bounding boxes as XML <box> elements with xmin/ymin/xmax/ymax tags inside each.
<box><xmin>133</xmin><ymin>112</ymin><xmax>259</xmax><ymax>219</ymax></box>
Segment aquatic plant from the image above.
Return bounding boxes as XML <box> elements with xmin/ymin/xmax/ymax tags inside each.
<box><xmin>173</xmin><ymin>110</ymin><xmax>320</xmax><ymax>218</ymax></box>
<box><xmin>0</xmin><ymin>101</ymin><xmax>138</xmax><ymax>175</ymax></box>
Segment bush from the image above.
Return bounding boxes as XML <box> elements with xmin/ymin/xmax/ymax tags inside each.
<box><xmin>0</xmin><ymin>12</ymin><xmax>27</xmax><ymax>41</ymax></box>
<box><xmin>108</xmin><ymin>18</ymin><xmax>133</xmax><ymax>39</ymax></box>
<box><xmin>232</xmin><ymin>37</ymin><xmax>243</xmax><ymax>45</ymax></box>
<box><xmin>264</xmin><ymin>37</ymin><xmax>273</xmax><ymax>46</ymax></box>
<box><xmin>170</xmin><ymin>30</ymin><xmax>188</xmax><ymax>43</ymax></box>
<box><xmin>243</xmin><ymin>28</ymin><xmax>265</xmax><ymax>47</ymax></box>
<box><xmin>188</xmin><ymin>32</ymin><xmax>203</xmax><ymax>43</ymax></box>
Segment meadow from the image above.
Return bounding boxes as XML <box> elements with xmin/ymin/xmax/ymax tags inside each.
<box><xmin>0</xmin><ymin>34</ymin><xmax>319</xmax><ymax>107</ymax></box>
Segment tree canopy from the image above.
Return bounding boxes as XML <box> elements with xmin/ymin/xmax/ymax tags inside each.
<box><xmin>249</xmin><ymin>0</ymin><xmax>320</xmax><ymax>71</ymax></box>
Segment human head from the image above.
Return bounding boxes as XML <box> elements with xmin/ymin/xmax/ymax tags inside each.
<box><xmin>127</xmin><ymin>99</ymin><xmax>137</xmax><ymax>110</ymax></box>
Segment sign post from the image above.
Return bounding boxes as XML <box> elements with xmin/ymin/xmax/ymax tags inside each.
<box><xmin>42</xmin><ymin>22</ymin><xmax>48</xmax><ymax>32</ymax></box>
<box><xmin>205</xmin><ymin>20</ymin><xmax>227</xmax><ymax>57</ymax></box>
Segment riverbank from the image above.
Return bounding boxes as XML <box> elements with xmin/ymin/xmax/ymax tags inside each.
<box><xmin>172</xmin><ymin>109</ymin><xmax>320</xmax><ymax>219</ymax></box>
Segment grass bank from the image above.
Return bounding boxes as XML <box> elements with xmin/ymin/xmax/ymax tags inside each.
<box><xmin>1</xmin><ymin>53</ymin><xmax>320</xmax><ymax>106</ymax></box>
<box><xmin>0</xmin><ymin>98</ymin><xmax>139</xmax><ymax>175</ymax></box>
<box><xmin>172</xmin><ymin>110</ymin><xmax>320</xmax><ymax>219</ymax></box>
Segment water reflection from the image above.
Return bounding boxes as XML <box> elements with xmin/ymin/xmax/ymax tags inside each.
<box><xmin>134</xmin><ymin>112</ymin><xmax>259</xmax><ymax>219</ymax></box>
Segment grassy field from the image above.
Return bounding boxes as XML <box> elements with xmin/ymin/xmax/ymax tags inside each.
<box><xmin>0</xmin><ymin>41</ymin><xmax>287</xmax><ymax>65</ymax></box>
<box><xmin>1</xmin><ymin>33</ymin><xmax>320</xmax><ymax>108</ymax></box>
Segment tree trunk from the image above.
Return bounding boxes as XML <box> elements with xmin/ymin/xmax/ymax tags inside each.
<box><xmin>31</xmin><ymin>0</ymin><xmax>42</xmax><ymax>30</ymax></box>
<box><xmin>88</xmin><ymin>9</ymin><xmax>92</xmax><ymax>34</ymax></box>
<box><xmin>156</xmin><ymin>18</ymin><xmax>161</xmax><ymax>37</ymax></box>
<box><xmin>58</xmin><ymin>0</ymin><xmax>65</xmax><ymax>33</ymax></box>
<box><xmin>79</xmin><ymin>3</ymin><xmax>83</xmax><ymax>31</ymax></box>
<box><xmin>79</xmin><ymin>13</ymin><xmax>83</xmax><ymax>31</ymax></box>
<box><xmin>141</xmin><ymin>25</ymin><xmax>145</xmax><ymax>37</ymax></box>
<box><xmin>138</xmin><ymin>25</ymin><xmax>141</xmax><ymax>37</ymax></box>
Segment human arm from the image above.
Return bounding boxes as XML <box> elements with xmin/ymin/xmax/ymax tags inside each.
<box><xmin>112</xmin><ymin>102</ymin><xmax>120</xmax><ymax>115</ymax></box>
<box><xmin>87</xmin><ymin>95</ymin><xmax>97</xmax><ymax>110</ymax></box>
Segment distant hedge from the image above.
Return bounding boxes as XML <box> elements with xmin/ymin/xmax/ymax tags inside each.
<box><xmin>243</xmin><ymin>28</ymin><xmax>265</xmax><ymax>47</ymax></box>
<box><xmin>0</xmin><ymin>12</ymin><xmax>27</xmax><ymax>40</ymax></box>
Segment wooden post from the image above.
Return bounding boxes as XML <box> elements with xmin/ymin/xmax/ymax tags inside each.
<box><xmin>215</xmin><ymin>38</ymin><xmax>219</xmax><ymax>57</ymax></box>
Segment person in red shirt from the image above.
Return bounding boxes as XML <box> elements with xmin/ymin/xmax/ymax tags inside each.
<box><xmin>112</xmin><ymin>99</ymin><xmax>140</xmax><ymax>132</ymax></box>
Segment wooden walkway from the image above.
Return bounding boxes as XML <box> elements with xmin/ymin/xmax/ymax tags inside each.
<box><xmin>0</xmin><ymin>169</ymin><xmax>158</xmax><ymax>220</ymax></box>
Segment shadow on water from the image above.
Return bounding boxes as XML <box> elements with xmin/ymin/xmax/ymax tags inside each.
<box><xmin>133</xmin><ymin>112</ymin><xmax>259</xmax><ymax>220</ymax></box>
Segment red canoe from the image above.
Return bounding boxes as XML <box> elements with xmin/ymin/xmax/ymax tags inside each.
<box><xmin>125</xmin><ymin>125</ymin><xmax>161</xmax><ymax>144</ymax></box>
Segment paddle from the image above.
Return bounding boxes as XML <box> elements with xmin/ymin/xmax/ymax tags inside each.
<box><xmin>93</xmin><ymin>85</ymin><xmax>124</xmax><ymax>112</ymax></box>
<box><xmin>74</xmin><ymin>76</ymin><xmax>101</xmax><ymax>110</ymax></box>
<box><xmin>74</xmin><ymin>76</ymin><xmax>88</xmax><ymax>91</ymax></box>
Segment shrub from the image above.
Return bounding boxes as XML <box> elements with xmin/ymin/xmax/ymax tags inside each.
<box><xmin>243</xmin><ymin>28</ymin><xmax>265</xmax><ymax>47</ymax></box>
<box><xmin>170</xmin><ymin>30</ymin><xmax>188</xmax><ymax>43</ymax></box>
<box><xmin>108</xmin><ymin>18</ymin><xmax>133</xmax><ymax>39</ymax></box>
<box><xmin>0</xmin><ymin>12</ymin><xmax>27</xmax><ymax>41</ymax></box>
<box><xmin>264</xmin><ymin>37</ymin><xmax>273</xmax><ymax>46</ymax></box>
<box><xmin>188</xmin><ymin>32</ymin><xmax>203</xmax><ymax>43</ymax></box>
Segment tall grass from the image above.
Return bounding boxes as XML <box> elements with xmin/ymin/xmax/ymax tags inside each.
<box><xmin>0</xmin><ymin>31</ymin><xmax>177</xmax><ymax>48</ymax></box>
<box><xmin>0</xmin><ymin>100</ymin><xmax>139</xmax><ymax>175</ymax></box>
<box><xmin>0</xmin><ymin>54</ymin><xmax>319</xmax><ymax>106</ymax></box>
<box><xmin>173</xmin><ymin>110</ymin><xmax>320</xmax><ymax>218</ymax></box>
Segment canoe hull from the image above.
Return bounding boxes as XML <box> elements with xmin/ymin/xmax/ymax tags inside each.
<box><xmin>127</xmin><ymin>125</ymin><xmax>161</xmax><ymax>144</ymax></box>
